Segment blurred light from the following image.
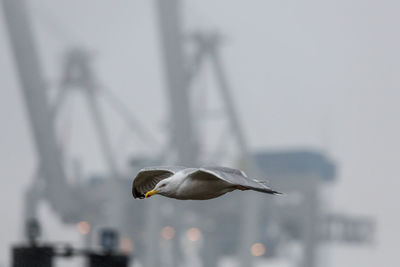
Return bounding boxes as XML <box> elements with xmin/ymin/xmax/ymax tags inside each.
<box><xmin>250</xmin><ymin>242</ymin><xmax>266</xmax><ymax>257</ymax></box>
<box><xmin>76</xmin><ymin>221</ymin><xmax>91</xmax><ymax>235</ymax></box>
<box><xmin>120</xmin><ymin>237</ymin><xmax>134</xmax><ymax>253</ymax></box>
<box><xmin>161</xmin><ymin>226</ymin><xmax>175</xmax><ymax>240</ymax></box>
<box><xmin>186</xmin><ymin>227</ymin><xmax>201</xmax><ymax>242</ymax></box>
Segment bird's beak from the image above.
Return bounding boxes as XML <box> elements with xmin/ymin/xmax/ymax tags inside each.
<box><xmin>145</xmin><ymin>189</ymin><xmax>159</xmax><ymax>198</ymax></box>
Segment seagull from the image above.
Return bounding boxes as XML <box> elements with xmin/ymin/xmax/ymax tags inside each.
<box><xmin>132</xmin><ymin>166</ymin><xmax>281</xmax><ymax>200</ymax></box>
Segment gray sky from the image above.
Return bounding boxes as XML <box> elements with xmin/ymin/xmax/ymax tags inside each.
<box><xmin>1</xmin><ymin>0</ymin><xmax>399</xmax><ymax>266</ymax></box>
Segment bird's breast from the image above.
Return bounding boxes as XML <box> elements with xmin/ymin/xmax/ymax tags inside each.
<box><xmin>169</xmin><ymin>177</ymin><xmax>234</xmax><ymax>200</ymax></box>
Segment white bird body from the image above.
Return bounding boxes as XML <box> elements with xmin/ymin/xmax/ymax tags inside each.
<box><xmin>132</xmin><ymin>166</ymin><xmax>280</xmax><ymax>200</ymax></box>
<box><xmin>163</xmin><ymin>172</ymin><xmax>235</xmax><ymax>200</ymax></box>
<box><xmin>132</xmin><ymin>166</ymin><xmax>281</xmax><ymax>200</ymax></box>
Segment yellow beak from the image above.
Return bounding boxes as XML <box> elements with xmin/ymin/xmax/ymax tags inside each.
<box><xmin>145</xmin><ymin>189</ymin><xmax>159</xmax><ymax>198</ymax></box>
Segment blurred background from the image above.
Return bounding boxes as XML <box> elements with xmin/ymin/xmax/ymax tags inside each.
<box><xmin>0</xmin><ymin>0</ymin><xmax>398</xmax><ymax>266</ymax></box>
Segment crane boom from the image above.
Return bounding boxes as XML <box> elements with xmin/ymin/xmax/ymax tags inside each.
<box><xmin>2</xmin><ymin>0</ymin><xmax>74</xmax><ymax>216</ymax></box>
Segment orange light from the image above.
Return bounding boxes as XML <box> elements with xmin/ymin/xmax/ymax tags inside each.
<box><xmin>76</xmin><ymin>221</ymin><xmax>91</xmax><ymax>235</ymax></box>
<box><xmin>120</xmin><ymin>237</ymin><xmax>134</xmax><ymax>253</ymax></box>
<box><xmin>161</xmin><ymin>226</ymin><xmax>175</xmax><ymax>240</ymax></box>
<box><xmin>186</xmin><ymin>227</ymin><xmax>201</xmax><ymax>242</ymax></box>
<box><xmin>250</xmin><ymin>242</ymin><xmax>266</xmax><ymax>257</ymax></box>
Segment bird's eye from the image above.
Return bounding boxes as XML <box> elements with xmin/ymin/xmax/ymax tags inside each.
<box><xmin>160</xmin><ymin>184</ymin><xmax>165</xmax><ymax>187</ymax></box>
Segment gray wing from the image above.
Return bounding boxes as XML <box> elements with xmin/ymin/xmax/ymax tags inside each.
<box><xmin>204</xmin><ymin>166</ymin><xmax>248</xmax><ymax>177</ymax></box>
<box><xmin>132</xmin><ymin>166</ymin><xmax>186</xmax><ymax>199</ymax></box>
<box><xmin>199</xmin><ymin>166</ymin><xmax>281</xmax><ymax>195</ymax></box>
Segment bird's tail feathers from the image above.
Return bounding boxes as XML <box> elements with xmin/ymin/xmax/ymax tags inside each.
<box><xmin>248</xmin><ymin>186</ymin><xmax>283</xmax><ymax>196</ymax></box>
<box><xmin>271</xmin><ymin>190</ymin><xmax>283</xmax><ymax>196</ymax></box>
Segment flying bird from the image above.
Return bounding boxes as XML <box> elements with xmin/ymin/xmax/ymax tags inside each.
<box><xmin>132</xmin><ymin>166</ymin><xmax>281</xmax><ymax>200</ymax></box>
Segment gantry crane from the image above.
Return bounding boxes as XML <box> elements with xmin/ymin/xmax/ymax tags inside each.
<box><xmin>2</xmin><ymin>1</ymin><xmax>375</xmax><ymax>267</ymax></box>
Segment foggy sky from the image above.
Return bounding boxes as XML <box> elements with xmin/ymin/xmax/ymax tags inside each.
<box><xmin>1</xmin><ymin>1</ymin><xmax>399</xmax><ymax>266</ymax></box>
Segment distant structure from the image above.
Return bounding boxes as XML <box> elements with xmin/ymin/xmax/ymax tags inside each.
<box><xmin>254</xmin><ymin>151</ymin><xmax>374</xmax><ymax>267</ymax></box>
<box><xmin>256</xmin><ymin>151</ymin><xmax>333</xmax><ymax>267</ymax></box>
<box><xmin>2</xmin><ymin>0</ymin><xmax>375</xmax><ymax>267</ymax></box>
<box><xmin>11</xmin><ymin>219</ymin><xmax>130</xmax><ymax>267</ymax></box>
<box><xmin>155</xmin><ymin>1</ymin><xmax>264</xmax><ymax>266</ymax></box>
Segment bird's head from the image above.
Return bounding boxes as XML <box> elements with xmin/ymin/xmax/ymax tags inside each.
<box><xmin>145</xmin><ymin>179</ymin><xmax>172</xmax><ymax>198</ymax></box>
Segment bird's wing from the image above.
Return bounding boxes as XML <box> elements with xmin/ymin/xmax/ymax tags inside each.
<box><xmin>132</xmin><ymin>166</ymin><xmax>186</xmax><ymax>199</ymax></box>
<box><xmin>190</xmin><ymin>166</ymin><xmax>281</xmax><ymax>195</ymax></box>
<box><xmin>203</xmin><ymin>166</ymin><xmax>249</xmax><ymax>177</ymax></box>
